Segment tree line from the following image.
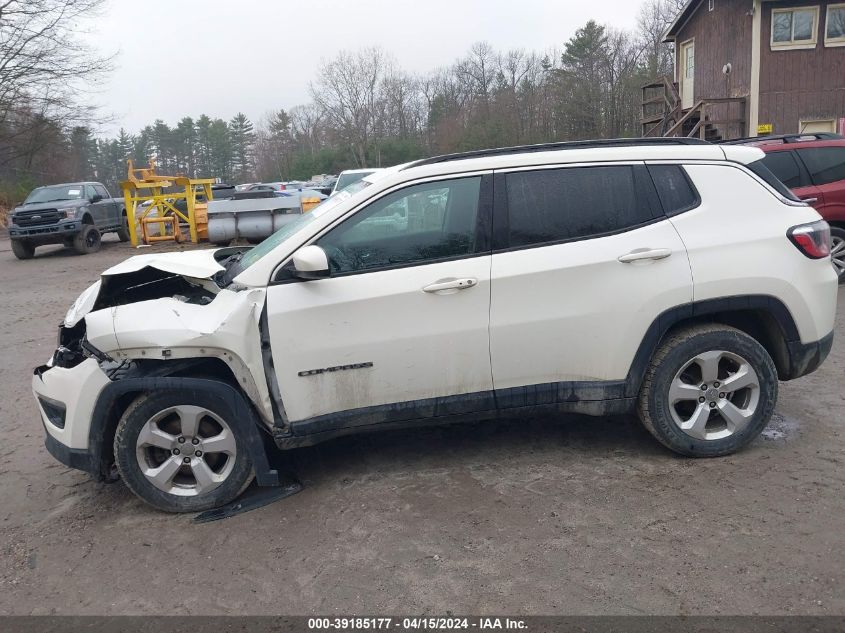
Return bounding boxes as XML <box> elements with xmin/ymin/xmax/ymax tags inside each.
<box><xmin>1</xmin><ymin>0</ymin><xmax>685</xmax><ymax>203</ymax></box>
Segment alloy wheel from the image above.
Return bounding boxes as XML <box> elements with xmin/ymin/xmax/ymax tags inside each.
<box><xmin>135</xmin><ymin>405</ymin><xmax>237</xmax><ymax>496</ymax></box>
<box><xmin>668</xmin><ymin>350</ymin><xmax>760</xmax><ymax>441</ymax></box>
<box><xmin>831</xmin><ymin>234</ymin><xmax>845</xmax><ymax>280</ymax></box>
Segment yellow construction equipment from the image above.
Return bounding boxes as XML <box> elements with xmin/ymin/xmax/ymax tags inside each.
<box><xmin>119</xmin><ymin>159</ymin><xmax>216</xmax><ymax>246</ymax></box>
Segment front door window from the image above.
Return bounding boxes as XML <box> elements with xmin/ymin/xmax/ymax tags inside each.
<box><xmin>317</xmin><ymin>176</ymin><xmax>482</xmax><ymax>275</ymax></box>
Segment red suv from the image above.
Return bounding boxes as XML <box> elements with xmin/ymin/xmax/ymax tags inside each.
<box><xmin>726</xmin><ymin>133</ymin><xmax>845</xmax><ymax>282</ymax></box>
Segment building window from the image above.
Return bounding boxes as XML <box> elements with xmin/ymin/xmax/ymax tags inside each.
<box><xmin>826</xmin><ymin>4</ymin><xmax>845</xmax><ymax>46</ymax></box>
<box><xmin>799</xmin><ymin>119</ymin><xmax>837</xmax><ymax>134</ymax></box>
<box><xmin>709</xmin><ymin>0</ymin><xmax>715</xmax><ymax>11</ymax></box>
<box><xmin>771</xmin><ymin>6</ymin><xmax>820</xmax><ymax>49</ymax></box>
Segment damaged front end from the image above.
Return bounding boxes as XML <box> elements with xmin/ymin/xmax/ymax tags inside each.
<box><xmin>45</xmin><ymin>247</ymin><xmax>274</xmax><ymax>425</ymax></box>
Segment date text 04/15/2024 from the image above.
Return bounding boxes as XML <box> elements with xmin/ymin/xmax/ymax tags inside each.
<box><xmin>307</xmin><ymin>618</ymin><xmax>528</xmax><ymax>630</ymax></box>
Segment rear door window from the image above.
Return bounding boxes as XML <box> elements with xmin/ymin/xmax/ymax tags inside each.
<box><xmin>747</xmin><ymin>160</ymin><xmax>802</xmax><ymax>201</ymax></box>
<box><xmin>797</xmin><ymin>147</ymin><xmax>845</xmax><ymax>186</ymax></box>
<box><xmin>648</xmin><ymin>165</ymin><xmax>700</xmax><ymax>215</ymax></box>
<box><xmin>504</xmin><ymin>165</ymin><xmax>661</xmax><ymax>248</ymax></box>
<box><xmin>760</xmin><ymin>151</ymin><xmax>804</xmax><ymax>188</ymax></box>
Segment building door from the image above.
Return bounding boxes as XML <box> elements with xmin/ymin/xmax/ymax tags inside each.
<box><xmin>680</xmin><ymin>40</ymin><xmax>695</xmax><ymax>110</ymax></box>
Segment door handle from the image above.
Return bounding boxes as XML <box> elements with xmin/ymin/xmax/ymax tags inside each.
<box><xmin>422</xmin><ymin>277</ymin><xmax>478</xmax><ymax>293</ymax></box>
<box><xmin>617</xmin><ymin>248</ymin><xmax>672</xmax><ymax>263</ymax></box>
<box><xmin>799</xmin><ymin>196</ymin><xmax>818</xmax><ymax>204</ymax></box>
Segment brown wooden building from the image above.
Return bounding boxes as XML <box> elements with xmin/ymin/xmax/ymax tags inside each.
<box><xmin>643</xmin><ymin>0</ymin><xmax>845</xmax><ymax>140</ymax></box>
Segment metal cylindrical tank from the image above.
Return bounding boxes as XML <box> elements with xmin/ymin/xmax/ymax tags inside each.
<box><xmin>207</xmin><ymin>212</ymin><xmax>237</xmax><ymax>245</ymax></box>
<box><xmin>236</xmin><ymin>211</ymin><xmax>274</xmax><ymax>240</ymax></box>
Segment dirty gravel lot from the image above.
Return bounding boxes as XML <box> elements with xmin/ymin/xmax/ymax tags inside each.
<box><xmin>0</xmin><ymin>235</ymin><xmax>843</xmax><ymax>616</ymax></box>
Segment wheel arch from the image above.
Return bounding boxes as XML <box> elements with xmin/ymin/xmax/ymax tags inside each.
<box><xmin>88</xmin><ymin>374</ymin><xmax>280</xmax><ymax>487</ymax></box>
<box><xmin>625</xmin><ymin>295</ymin><xmax>801</xmax><ymax>397</ymax></box>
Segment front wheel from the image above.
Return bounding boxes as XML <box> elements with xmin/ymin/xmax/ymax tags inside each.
<box><xmin>830</xmin><ymin>226</ymin><xmax>845</xmax><ymax>284</ymax></box>
<box><xmin>637</xmin><ymin>324</ymin><xmax>778</xmax><ymax>457</ymax></box>
<box><xmin>114</xmin><ymin>391</ymin><xmax>254</xmax><ymax>512</ymax></box>
<box><xmin>11</xmin><ymin>239</ymin><xmax>35</xmax><ymax>260</ymax></box>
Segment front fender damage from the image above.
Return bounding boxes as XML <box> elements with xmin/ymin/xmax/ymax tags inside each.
<box><xmin>86</xmin><ymin>287</ymin><xmax>273</xmax><ymax>424</ymax></box>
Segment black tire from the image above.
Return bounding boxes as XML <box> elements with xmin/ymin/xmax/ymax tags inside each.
<box><xmin>116</xmin><ymin>212</ymin><xmax>131</xmax><ymax>242</ymax></box>
<box><xmin>637</xmin><ymin>324</ymin><xmax>778</xmax><ymax>457</ymax></box>
<box><xmin>10</xmin><ymin>239</ymin><xmax>35</xmax><ymax>260</ymax></box>
<box><xmin>830</xmin><ymin>226</ymin><xmax>845</xmax><ymax>284</ymax></box>
<box><xmin>72</xmin><ymin>224</ymin><xmax>101</xmax><ymax>255</ymax></box>
<box><xmin>114</xmin><ymin>390</ymin><xmax>254</xmax><ymax>513</ymax></box>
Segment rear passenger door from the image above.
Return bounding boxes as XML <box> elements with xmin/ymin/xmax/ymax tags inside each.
<box><xmin>85</xmin><ymin>185</ymin><xmax>106</xmax><ymax>226</ymax></box>
<box><xmin>796</xmin><ymin>146</ymin><xmax>845</xmax><ymax>222</ymax></box>
<box><xmin>489</xmin><ymin>163</ymin><xmax>693</xmax><ymax>403</ymax></box>
<box><xmin>93</xmin><ymin>184</ymin><xmax>117</xmax><ymax>225</ymax></box>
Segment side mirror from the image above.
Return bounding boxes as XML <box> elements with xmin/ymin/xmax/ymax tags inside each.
<box><xmin>291</xmin><ymin>245</ymin><xmax>330</xmax><ymax>280</ymax></box>
<box><xmin>90</xmin><ymin>194</ymin><xmax>103</xmax><ymax>203</ymax></box>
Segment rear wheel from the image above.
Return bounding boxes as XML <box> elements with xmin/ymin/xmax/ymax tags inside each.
<box><xmin>73</xmin><ymin>224</ymin><xmax>101</xmax><ymax>255</ymax></box>
<box><xmin>11</xmin><ymin>239</ymin><xmax>35</xmax><ymax>260</ymax></box>
<box><xmin>114</xmin><ymin>391</ymin><xmax>254</xmax><ymax>512</ymax></box>
<box><xmin>830</xmin><ymin>226</ymin><xmax>845</xmax><ymax>284</ymax></box>
<box><xmin>638</xmin><ymin>324</ymin><xmax>777</xmax><ymax>457</ymax></box>
<box><xmin>116</xmin><ymin>212</ymin><xmax>131</xmax><ymax>242</ymax></box>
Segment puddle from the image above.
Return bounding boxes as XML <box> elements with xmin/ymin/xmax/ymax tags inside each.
<box><xmin>761</xmin><ymin>411</ymin><xmax>801</xmax><ymax>441</ymax></box>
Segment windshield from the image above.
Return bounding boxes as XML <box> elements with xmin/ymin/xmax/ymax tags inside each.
<box><xmin>335</xmin><ymin>171</ymin><xmax>374</xmax><ymax>191</ymax></box>
<box><xmin>228</xmin><ymin>179</ymin><xmax>372</xmax><ymax>278</ymax></box>
<box><xmin>24</xmin><ymin>185</ymin><xmax>85</xmax><ymax>205</ymax></box>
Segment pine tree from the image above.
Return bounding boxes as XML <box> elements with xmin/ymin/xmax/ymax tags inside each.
<box><xmin>194</xmin><ymin>115</ymin><xmax>213</xmax><ymax>177</ymax></box>
<box><xmin>555</xmin><ymin>21</ymin><xmax>611</xmax><ymax>139</ymax></box>
<box><xmin>228</xmin><ymin>112</ymin><xmax>255</xmax><ymax>182</ymax></box>
<box><xmin>175</xmin><ymin>117</ymin><xmax>196</xmax><ymax>175</ymax></box>
<box><xmin>208</xmin><ymin>118</ymin><xmax>232</xmax><ymax>182</ymax></box>
<box><xmin>68</xmin><ymin>126</ymin><xmax>96</xmax><ymax>181</ymax></box>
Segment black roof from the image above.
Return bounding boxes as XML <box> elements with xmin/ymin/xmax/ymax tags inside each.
<box><xmin>403</xmin><ymin>137</ymin><xmax>710</xmax><ymax>170</ymax></box>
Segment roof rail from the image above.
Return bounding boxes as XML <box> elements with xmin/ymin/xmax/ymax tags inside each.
<box><xmin>402</xmin><ymin>137</ymin><xmax>711</xmax><ymax>170</ymax></box>
<box><xmin>721</xmin><ymin>132</ymin><xmax>844</xmax><ymax>145</ymax></box>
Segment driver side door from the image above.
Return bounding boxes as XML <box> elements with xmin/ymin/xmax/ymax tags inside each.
<box><xmin>265</xmin><ymin>174</ymin><xmax>494</xmax><ymax>432</ymax></box>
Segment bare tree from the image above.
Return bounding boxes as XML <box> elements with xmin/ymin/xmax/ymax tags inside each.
<box><xmin>637</xmin><ymin>0</ymin><xmax>687</xmax><ymax>79</ymax></box>
<box><xmin>289</xmin><ymin>103</ymin><xmax>324</xmax><ymax>158</ymax></box>
<box><xmin>0</xmin><ymin>0</ymin><xmax>113</xmax><ymax>179</ymax></box>
<box><xmin>0</xmin><ymin>0</ymin><xmax>112</xmax><ymax>122</ymax></box>
<box><xmin>310</xmin><ymin>48</ymin><xmax>387</xmax><ymax>167</ymax></box>
<box><xmin>455</xmin><ymin>42</ymin><xmax>498</xmax><ymax>117</ymax></box>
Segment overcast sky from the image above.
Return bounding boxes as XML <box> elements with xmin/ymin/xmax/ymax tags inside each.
<box><xmin>90</xmin><ymin>0</ymin><xmax>645</xmax><ymax>136</ymax></box>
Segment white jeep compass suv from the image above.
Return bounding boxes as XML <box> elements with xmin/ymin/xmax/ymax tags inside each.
<box><xmin>33</xmin><ymin>138</ymin><xmax>838</xmax><ymax>512</ymax></box>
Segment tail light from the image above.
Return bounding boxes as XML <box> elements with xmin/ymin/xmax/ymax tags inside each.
<box><xmin>788</xmin><ymin>220</ymin><xmax>831</xmax><ymax>259</ymax></box>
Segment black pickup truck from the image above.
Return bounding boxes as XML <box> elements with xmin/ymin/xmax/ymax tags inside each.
<box><xmin>8</xmin><ymin>182</ymin><xmax>129</xmax><ymax>259</ymax></box>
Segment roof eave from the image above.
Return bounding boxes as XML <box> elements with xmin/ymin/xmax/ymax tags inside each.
<box><xmin>663</xmin><ymin>0</ymin><xmax>703</xmax><ymax>42</ymax></box>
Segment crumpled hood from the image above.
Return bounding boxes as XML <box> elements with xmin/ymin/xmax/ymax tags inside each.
<box><xmin>102</xmin><ymin>248</ymin><xmax>226</xmax><ymax>279</ymax></box>
<box><xmin>64</xmin><ymin>249</ymin><xmax>228</xmax><ymax>327</ymax></box>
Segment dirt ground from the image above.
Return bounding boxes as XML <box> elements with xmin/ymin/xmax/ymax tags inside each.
<box><xmin>0</xmin><ymin>234</ymin><xmax>843</xmax><ymax>616</ymax></box>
